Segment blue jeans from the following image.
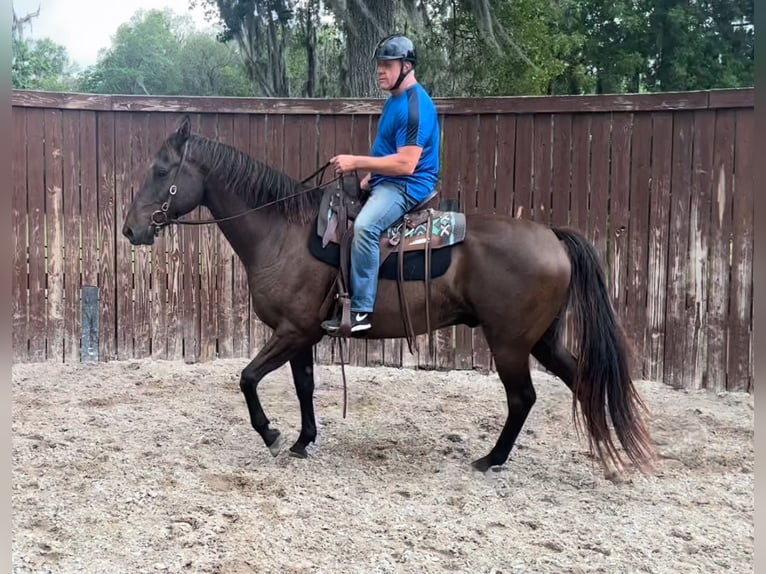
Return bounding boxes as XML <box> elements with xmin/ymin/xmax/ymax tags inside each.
<box><xmin>350</xmin><ymin>182</ymin><xmax>419</xmax><ymax>313</ymax></box>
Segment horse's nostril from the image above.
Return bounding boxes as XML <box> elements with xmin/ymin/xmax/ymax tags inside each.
<box><xmin>123</xmin><ymin>226</ymin><xmax>133</xmax><ymax>238</ymax></box>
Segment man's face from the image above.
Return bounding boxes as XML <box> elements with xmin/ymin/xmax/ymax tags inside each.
<box><xmin>376</xmin><ymin>59</ymin><xmax>408</xmax><ymax>91</ymax></box>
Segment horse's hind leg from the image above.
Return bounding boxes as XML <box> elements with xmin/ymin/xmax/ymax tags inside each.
<box><xmin>288</xmin><ymin>346</ymin><xmax>318</xmax><ymax>458</ymax></box>
<box><xmin>531</xmin><ymin>318</ymin><xmax>577</xmax><ymax>392</ymax></box>
<box><xmin>472</xmin><ymin>347</ymin><xmax>536</xmax><ymax>472</ymax></box>
<box><xmin>531</xmin><ymin>319</ymin><xmax>623</xmax><ymax>476</ymax></box>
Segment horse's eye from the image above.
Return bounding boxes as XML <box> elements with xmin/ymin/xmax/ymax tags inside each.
<box><xmin>156</xmin><ymin>168</ymin><xmax>168</xmax><ymax>178</ymax></box>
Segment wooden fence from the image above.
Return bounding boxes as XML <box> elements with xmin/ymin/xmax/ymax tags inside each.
<box><xmin>11</xmin><ymin>88</ymin><xmax>753</xmax><ymax>393</ymax></box>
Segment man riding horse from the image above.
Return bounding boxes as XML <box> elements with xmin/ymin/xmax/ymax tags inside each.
<box><xmin>321</xmin><ymin>34</ymin><xmax>441</xmax><ymax>334</ymax></box>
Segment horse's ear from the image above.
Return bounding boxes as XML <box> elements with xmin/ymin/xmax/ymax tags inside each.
<box><xmin>177</xmin><ymin>115</ymin><xmax>191</xmax><ymax>143</ymax></box>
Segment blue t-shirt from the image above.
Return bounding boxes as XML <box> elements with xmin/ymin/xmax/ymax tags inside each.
<box><xmin>369</xmin><ymin>83</ymin><xmax>440</xmax><ymax>202</ymax></box>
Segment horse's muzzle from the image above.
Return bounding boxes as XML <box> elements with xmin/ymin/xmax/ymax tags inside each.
<box><xmin>122</xmin><ymin>223</ymin><xmax>155</xmax><ymax>246</ymax></box>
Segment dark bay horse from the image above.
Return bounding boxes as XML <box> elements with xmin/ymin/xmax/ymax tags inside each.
<box><xmin>122</xmin><ymin>116</ymin><xmax>655</xmax><ymax>475</ymax></box>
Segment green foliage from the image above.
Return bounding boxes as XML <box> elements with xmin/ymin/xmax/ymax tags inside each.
<box><xmin>78</xmin><ymin>9</ymin><xmax>187</xmax><ymax>94</ymax></box>
<box><xmin>13</xmin><ymin>0</ymin><xmax>753</xmax><ymax>97</ymax></box>
<box><xmin>574</xmin><ymin>0</ymin><xmax>753</xmax><ymax>93</ymax></box>
<box><xmin>78</xmin><ymin>8</ymin><xmax>253</xmax><ymax>96</ymax></box>
<box><xmin>178</xmin><ymin>32</ymin><xmax>254</xmax><ymax>96</ymax></box>
<box><xmin>12</xmin><ymin>37</ymin><xmax>78</xmax><ymax>91</ymax></box>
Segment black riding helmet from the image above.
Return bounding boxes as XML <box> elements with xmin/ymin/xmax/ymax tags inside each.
<box><xmin>373</xmin><ymin>34</ymin><xmax>417</xmax><ymax>90</ymax></box>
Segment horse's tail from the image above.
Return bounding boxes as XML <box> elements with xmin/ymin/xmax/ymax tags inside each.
<box><xmin>552</xmin><ymin>227</ymin><xmax>655</xmax><ymax>473</ymax></box>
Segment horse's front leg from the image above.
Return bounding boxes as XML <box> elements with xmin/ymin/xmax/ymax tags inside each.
<box><xmin>288</xmin><ymin>346</ymin><xmax>318</xmax><ymax>458</ymax></box>
<box><xmin>239</xmin><ymin>328</ymin><xmax>314</xmax><ymax>457</ymax></box>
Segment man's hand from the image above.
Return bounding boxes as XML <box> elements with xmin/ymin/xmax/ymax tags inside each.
<box><xmin>330</xmin><ymin>154</ymin><xmax>358</xmax><ymax>174</ymax></box>
<box><xmin>360</xmin><ymin>172</ymin><xmax>371</xmax><ymax>190</ymax></box>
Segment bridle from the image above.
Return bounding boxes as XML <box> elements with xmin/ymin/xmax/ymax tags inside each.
<box><xmin>149</xmin><ymin>142</ymin><xmax>339</xmax><ymax>235</ymax></box>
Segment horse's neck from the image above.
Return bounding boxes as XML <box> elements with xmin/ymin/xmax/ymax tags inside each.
<box><xmin>202</xmin><ymin>182</ymin><xmax>291</xmax><ymax>269</ymax></box>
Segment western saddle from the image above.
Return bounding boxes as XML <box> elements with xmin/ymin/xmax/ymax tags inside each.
<box><xmin>316</xmin><ymin>171</ymin><xmax>466</xmax><ymax>359</ymax></box>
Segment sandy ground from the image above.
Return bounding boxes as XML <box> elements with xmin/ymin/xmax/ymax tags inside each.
<box><xmin>12</xmin><ymin>358</ymin><xmax>753</xmax><ymax>574</ymax></box>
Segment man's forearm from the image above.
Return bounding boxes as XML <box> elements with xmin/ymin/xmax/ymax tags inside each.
<box><xmin>355</xmin><ymin>153</ymin><xmax>415</xmax><ymax>176</ymax></box>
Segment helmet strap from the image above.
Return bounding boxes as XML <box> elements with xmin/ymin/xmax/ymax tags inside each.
<box><xmin>391</xmin><ymin>60</ymin><xmax>412</xmax><ymax>91</ymax></box>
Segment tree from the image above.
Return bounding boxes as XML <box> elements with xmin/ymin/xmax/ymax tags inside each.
<box><xmin>79</xmin><ymin>9</ymin><xmax>188</xmax><ymax>95</ymax></box>
<box><xmin>324</xmin><ymin>0</ymin><xmax>395</xmax><ymax>97</ymax></box>
<box><xmin>13</xmin><ymin>37</ymin><xmax>78</xmax><ymax>91</ymax></box>
<box><xmin>645</xmin><ymin>0</ymin><xmax>753</xmax><ymax>91</ymax></box>
<box><xmin>178</xmin><ymin>32</ymin><xmax>254</xmax><ymax>96</ymax></box>
<box><xmin>12</xmin><ymin>5</ymin><xmax>40</xmax><ymax>41</ymax></box>
<box><xmin>192</xmin><ymin>0</ymin><xmax>296</xmax><ymax>96</ymax></box>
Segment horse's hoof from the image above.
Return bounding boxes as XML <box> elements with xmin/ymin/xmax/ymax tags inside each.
<box><xmin>471</xmin><ymin>456</ymin><xmax>492</xmax><ymax>472</ymax></box>
<box><xmin>266</xmin><ymin>430</ymin><xmax>285</xmax><ymax>457</ymax></box>
<box><xmin>289</xmin><ymin>443</ymin><xmax>309</xmax><ymax>459</ymax></box>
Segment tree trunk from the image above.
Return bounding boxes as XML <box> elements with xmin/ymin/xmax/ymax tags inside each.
<box><xmin>303</xmin><ymin>0</ymin><xmax>318</xmax><ymax>97</ymax></box>
<box><xmin>341</xmin><ymin>0</ymin><xmax>395</xmax><ymax>97</ymax></box>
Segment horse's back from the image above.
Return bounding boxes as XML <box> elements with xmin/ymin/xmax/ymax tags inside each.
<box><xmin>451</xmin><ymin>213</ymin><xmax>572</xmax><ymax>341</ymax></box>
<box><xmin>461</xmin><ymin>212</ymin><xmax>570</xmax><ymax>276</ymax></box>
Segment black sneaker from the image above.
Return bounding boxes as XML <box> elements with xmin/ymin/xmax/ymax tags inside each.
<box><xmin>321</xmin><ymin>312</ymin><xmax>372</xmax><ymax>334</ymax></box>
<box><xmin>350</xmin><ymin>312</ymin><xmax>372</xmax><ymax>332</ymax></box>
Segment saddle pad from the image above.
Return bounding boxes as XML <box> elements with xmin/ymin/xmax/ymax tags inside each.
<box><xmin>307</xmin><ymin>230</ymin><xmax>454</xmax><ymax>282</ymax></box>
<box><xmin>385</xmin><ymin>211</ymin><xmax>466</xmax><ymax>250</ymax></box>
<box><xmin>317</xmin><ymin>205</ymin><xmax>466</xmax><ymax>252</ymax></box>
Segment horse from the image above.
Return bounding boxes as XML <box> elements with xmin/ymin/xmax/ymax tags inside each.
<box><xmin>122</xmin><ymin>115</ymin><xmax>656</xmax><ymax>475</ymax></box>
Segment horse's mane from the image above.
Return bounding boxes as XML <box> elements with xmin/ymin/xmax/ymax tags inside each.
<box><xmin>187</xmin><ymin>135</ymin><xmax>324</xmax><ymax>224</ymax></box>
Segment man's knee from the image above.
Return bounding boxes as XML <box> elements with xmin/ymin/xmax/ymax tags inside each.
<box><xmin>353</xmin><ymin>215</ymin><xmax>377</xmax><ymax>240</ymax></box>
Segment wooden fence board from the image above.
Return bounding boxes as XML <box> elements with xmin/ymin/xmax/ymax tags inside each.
<box><xmin>645</xmin><ymin>113</ymin><xmax>673</xmax><ymax>381</ymax></box>
<box><xmin>588</xmin><ymin>114</ymin><xmax>610</xmax><ymax>262</ymax></box>
<box><xmin>43</xmin><ymin>110</ymin><xmax>65</xmax><ymax>362</ymax></box>
<box><xmin>12</xmin><ymin>108</ymin><xmax>28</xmax><ymax>361</ymax></box>
<box><xmin>706</xmin><ymin>110</ymin><xmax>735</xmax><ymax>391</ymax></box>
<box><xmin>664</xmin><ymin>112</ymin><xmax>695</xmax><ymax>388</ymax></box>
<box><xmin>570</xmin><ymin>115</ymin><xmax>590</xmax><ymax>232</ymax></box>
<box><xmin>551</xmin><ymin>113</ymin><xmax>572</xmax><ymax>228</ymax></box>
<box><xmin>626</xmin><ymin>113</ymin><xmax>652</xmax><ymax>374</ymax></box>
<box><xmin>26</xmin><ymin>109</ymin><xmax>46</xmax><ymax>361</ymax></box>
<box><xmin>607</xmin><ymin>114</ymin><xmax>631</xmax><ymax>325</ymax></box>
<box><xmin>532</xmin><ymin>114</ymin><xmax>552</xmax><ymax>224</ymax></box>
<box><xmin>114</xmin><ymin>112</ymin><xmax>133</xmax><ymax>359</ymax></box>
<box><xmin>19</xmin><ymin>89</ymin><xmax>751</xmax><ymax>115</ymax></box>
<box><xmin>512</xmin><ymin>116</ymin><xmax>533</xmax><ymax>219</ymax></box>
<box><xmin>96</xmin><ymin>112</ymin><xmax>117</xmax><ymax>361</ymax></box>
<box><xmin>494</xmin><ymin>114</ymin><xmax>516</xmax><ymax>217</ymax></box>
<box><xmin>80</xmin><ymin>113</ymin><xmax>99</xmax><ymax>287</ymax></box>
<box><xmin>727</xmin><ymin>110</ymin><xmax>753</xmax><ymax>391</ymax></box>
<box><xmin>684</xmin><ymin>110</ymin><xmax>715</xmax><ymax>389</ymax></box>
